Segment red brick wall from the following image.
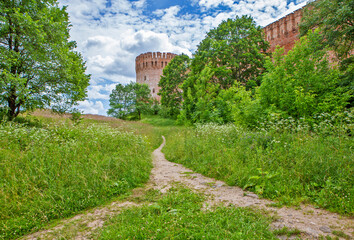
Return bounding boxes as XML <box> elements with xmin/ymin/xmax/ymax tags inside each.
<box><xmin>135</xmin><ymin>52</ymin><xmax>177</xmax><ymax>100</ymax></box>
<box><xmin>264</xmin><ymin>8</ymin><xmax>303</xmax><ymax>54</ymax></box>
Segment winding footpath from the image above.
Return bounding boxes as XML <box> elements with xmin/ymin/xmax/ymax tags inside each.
<box><xmin>25</xmin><ymin>136</ymin><xmax>353</xmax><ymax>239</ymax></box>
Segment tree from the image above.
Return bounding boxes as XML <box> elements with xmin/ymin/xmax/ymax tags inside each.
<box><xmin>107</xmin><ymin>82</ymin><xmax>152</xmax><ymax>120</ymax></box>
<box><xmin>300</xmin><ymin>0</ymin><xmax>354</xmax><ymax>107</ymax></box>
<box><xmin>300</xmin><ymin>0</ymin><xmax>353</xmax><ymax>60</ymax></box>
<box><xmin>0</xmin><ymin>0</ymin><xmax>90</xmax><ymax>120</ymax></box>
<box><xmin>180</xmin><ymin>15</ymin><xmax>268</xmax><ymax>123</ymax></box>
<box><xmin>189</xmin><ymin>15</ymin><xmax>269</xmax><ymax>89</ymax></box>
<box><xmin>134</xmin><ymin>83</ymin><xmax>152</xmax><ymax>120</ymax></box>
<box><xmin>158</xmin><ymin>54</ymin><xmax>190</xmax><ymax>118</ymax></box>
<box><xmin>259</xmin><ymin>30</ymin><xmax>350</xmax><ymax>118</ymax></box>
<box><xmin>107</xmin><ymin>83</ymin><xmax>135</xmax><ymax>119</ymax></box>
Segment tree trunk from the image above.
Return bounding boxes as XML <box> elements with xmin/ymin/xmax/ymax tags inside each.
<box><xmin>7</xmin><ymin>90</ymin><xmax>19</xmax><ymax>120</ymax></box>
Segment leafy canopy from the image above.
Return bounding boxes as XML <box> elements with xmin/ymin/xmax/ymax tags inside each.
<box><xmin>158</xmin><ymin>54</ymin><xmax>190</xmax><ymax>118</ymax></box>
<box><xmin>300</xmin><ymin>0</ymin><xmax>354</xmax><ymax>59</ymax></box>
<box><xmin>300</xmin><ymin>0</ymin><xmax>354</xmax><ymax>107</ymax></box>
<box><xmin>180</xmin><ymin>15</ymin><xmax>268</xmax><ymax>124</ymax></box>
<box><xmin>0</xmin><ymin>0</ymin><xmax>90</xmax><ymax>119</ymax></box>
<box><xmin>108</xmin><ymin>82</ymin><xmax>152</xmax><ymax>120</ymax></box>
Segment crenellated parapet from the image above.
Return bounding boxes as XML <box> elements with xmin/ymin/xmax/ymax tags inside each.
<box><xmin>264</xmin><ymin>8</ymin><xmax>303</xmax><ymax>53</ymax></box>
<box><xmin>135</xmin><ymin>52</ymin><xmax>177</xmax><ymax>100</ymax></box>
<box><xmin>135</xmin><ymin>52</ymin><xmax>177</xmax><ymax>72</ymax></box>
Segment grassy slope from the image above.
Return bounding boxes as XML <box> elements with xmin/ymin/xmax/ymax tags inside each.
<box><xmin>0</xmin><ymin>112</ymin><xmax>157</xmax><ymax>239</ymax></box>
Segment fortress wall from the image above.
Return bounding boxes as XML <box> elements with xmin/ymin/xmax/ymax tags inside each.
<box><xmin>135</xmin><ymin>52</ymin><xmax>177</xmax><ymax>100</ymax></box>
<box><xmin>264</xmin><ymin>8</ymin><xmax>303</xmax><ymax>53</ymax></box>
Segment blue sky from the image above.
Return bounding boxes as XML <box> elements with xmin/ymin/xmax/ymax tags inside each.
<box><xmin>58</xmin><ymin>0</ymin><xmax>308</xmax><ymax>115</ymax></box>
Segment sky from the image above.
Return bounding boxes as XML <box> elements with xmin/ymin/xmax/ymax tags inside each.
<box><xmin>58</xmin><ymin>0</ymin><xmax>308</xmax><ymax>116</ymax></box>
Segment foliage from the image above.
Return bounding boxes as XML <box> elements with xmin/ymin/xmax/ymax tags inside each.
<box><xmin>158</xmin><ymin>54</ymin><xmax>190</xmax><ymax>118</ymax></box>
<box><xmin>163</xmin><ymin>118</ymin><xmax>353</xmax><ymax>215</ymax></box>
<box><xmin>70</xmin><ymin>108</ymin><xmax>83</xmax><ymax>125</ymax></box>
<box><xmin>180</xmin><ymin>65</ymin><xmax>223</xmax><ymax>123</ymax></box>
<box><xmin>181</xmin><ymin>15</ymin><xmax>268</xmax><ymax>124</ymax></box>
<box><xmin>0</xmin><ymin>121</ymin><xmax>152</xmax><ymax>239</ymax></box>
<box><xmin>259</xmin><ymin>30</ymin><xmax>350</xmax><ymax>119</ymax></box>
<box><xmin>300</xmin><ymin>0</ymin><xmax>354</xmax><ymax>60</ymax></box>
<box><xmin>190</xmin><ymin>15</ymin><xmax>268</xmax><ymax>88</ymax></box>
<box><xmin>0</xmin><ymin>0</ymin><xmax>90</xmax><ymax>119</ymax></box>
<box><xmin>99</xmin><ymin>187</ymin><xmax>276</xmax><ymax>239</ymax></box>
<box><xmin>107</xmin><ymin>82</ymin><xmax>152</xmax><ymax>120</ymax></box>
<box><xmin>300</xmin><ymin>0</ymin><xmax>354</xmax><ymax>107</ymax></box>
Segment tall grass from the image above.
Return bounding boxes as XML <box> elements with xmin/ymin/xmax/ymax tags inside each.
<box><xmin>163</xmin><ymin>113</ymin><xmax>353</xmax><ymax>215</ymax></box>
<box><xmin>0</xmin><ymin>120</ymin><xmax>152</xmax><ymax>239</ymax></box>
<box><xmin>99</xmin><ymin>187</ymin><xmax>277</xmax><ymax>239</ymax></box>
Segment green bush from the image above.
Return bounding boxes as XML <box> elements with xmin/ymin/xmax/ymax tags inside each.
<box><xmin>259</xmin><ymin>30</ymin><xmax>350</xmax><ymax>119</ymax></box>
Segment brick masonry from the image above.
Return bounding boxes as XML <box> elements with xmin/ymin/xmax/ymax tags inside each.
<box><xmin>135</xmin><ymin>8</ymin><xmax>304</xmax><ymax>99</ymax></box>
<box><xmin>264</xmin><ymin>8</ymin><xmax>303</xmax><ymax>53</ymax></box>
<box><xmin>135</xmin><ymin>52</ymin><xmax>177</xmax><ymax>100</ymax></box>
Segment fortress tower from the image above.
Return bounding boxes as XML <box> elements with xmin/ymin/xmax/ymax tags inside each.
<box><xmin>135</xmin><ymin>52</ymin><xmax>177</xmax><ymax>100</ymax></box>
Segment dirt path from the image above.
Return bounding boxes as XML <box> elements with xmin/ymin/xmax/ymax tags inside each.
<box><xmin>24</xmin><ymin>136</ymin><xmax>353</xmax><ymax>239</ymax></box>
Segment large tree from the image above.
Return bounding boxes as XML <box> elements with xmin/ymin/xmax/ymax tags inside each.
<box><xmin>108</xmin><ymin>82</ymin><xmax>152</xmax><ymax>120</ymax></box>
<box><xmin>180</xmin><ymin>15</ymin><xmax>269</xmax><ymax>123</ymax></box>
<box><xmin>158</xmin><ymin>54</ymin><xmax>190</xmax><ymax>118</ymax></box>
<box><xmin>188</xmin><ymin>15</ymin><xmax>269</xmax><ymax>89</ymax></box>
<box><xmin>0</xmin><ymin>0</ymin><xmax>90</xmax><ymax>119</ymax></box>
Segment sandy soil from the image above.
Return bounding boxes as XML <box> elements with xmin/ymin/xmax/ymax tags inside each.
<box><xmin>24</xmin><ymin>136</ymin><xmax>353</xmax><ymax>240</ymax></box>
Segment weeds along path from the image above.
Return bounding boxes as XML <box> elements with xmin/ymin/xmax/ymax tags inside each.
<box><xmin>152</xmin><ymin>137</ymin><xmax>353</xmax><ymax>239</ymax></box>
<box><xmin>24</xmin><ymin>135</ymin><xmax>353</xmax><ymax>240</ymax></box>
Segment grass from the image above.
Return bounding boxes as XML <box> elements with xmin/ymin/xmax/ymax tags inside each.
<box><xmin>162</xmin><ymin>122</ymin><xmax>354</xmax><ymax>215</ymax></box>
<box><xmin>332</xmin><ymin>230</ymin><xmax>351</xmax><ymax>239</ymax></box>
<box><xmin>1</xmin><ymin>111</ymin><xmax>352</xmax><ymax>238</ymax></box>
<box><xmin>0</xmin><ymin>114</ymin><xmax>153</xmax><ymax>239</ymax></box>
<box><xmin>273</xmin><ymin>226</ymin><xmax>302</xmax><ymax>237</ymax></box>
<box><xmin>140</xmin><ymin>114</ymin><xmax>179</xmax><ymax>127</ymax></box>
<box><xmin>98</xmin><ymin>187</ymin><xmax>278</xmax><ymax>239</ymax></box>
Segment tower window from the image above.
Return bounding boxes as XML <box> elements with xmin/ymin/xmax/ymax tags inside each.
<box><xmin>144</xmin><ymin>76</ymin><xmax>146</xmax><ymax>81</ymax></box>
<box><xmin>152</xmin><ymin>88</ymin><xmax>155</xmax><ymax>93</ymax></box>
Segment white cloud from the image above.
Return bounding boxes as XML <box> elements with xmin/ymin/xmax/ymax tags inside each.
<box><xmin>121</xmin><ymin>30</ymin><xmax>191</xmax><ymax>55</ymax></box>
<box><xmin>77</xmin><ymin>100</ymin><xmax>105</xmax><ymax>115</ymax></box>
<box><xmin>198</xmin><ymin>0</ymin><xmax>234</xmax><ymax>10</ymax></box>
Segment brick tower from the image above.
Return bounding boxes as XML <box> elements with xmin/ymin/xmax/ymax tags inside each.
<box><xmin>135</xmin><ymin>52</ymin><xmax>177</xmax><ymax>100</ymax></box>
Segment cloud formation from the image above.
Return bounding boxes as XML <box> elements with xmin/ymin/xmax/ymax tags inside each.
<box><xmin>59</xmin><ymin>0</ymin><xmax>307</xmax><ymax>115</ymax></box>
